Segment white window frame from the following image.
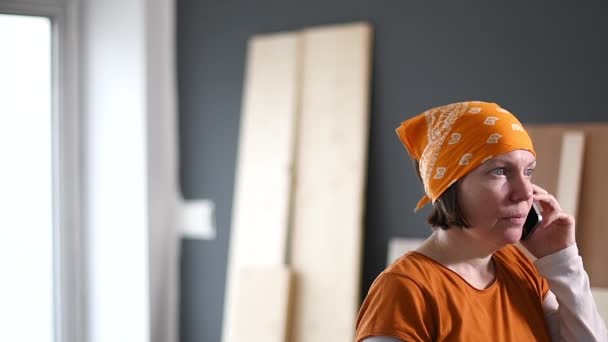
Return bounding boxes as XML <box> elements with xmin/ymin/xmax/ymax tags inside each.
<box><xmin>0</xmin><ymin>2</ymin><xmax>84</xmax><ymax>342</ymax></box>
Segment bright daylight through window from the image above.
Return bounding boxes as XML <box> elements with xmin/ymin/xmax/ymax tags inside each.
<box><xmin>0</xmin><ymin>13</ymin><xmax>54</xmax><ymax>342</ymax></box>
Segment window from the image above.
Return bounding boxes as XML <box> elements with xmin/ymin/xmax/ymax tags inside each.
<box><xmin>0</xmin><ymin>2</ymin><xmax>83</xmax><ymax>341</ymax></box>
<box><xmin>0</xmin><ymin>13</ymin><xmax>54</xmax><ymax>342</ymax></box>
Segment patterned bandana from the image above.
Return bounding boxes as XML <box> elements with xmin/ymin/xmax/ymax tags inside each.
<box><xmin>396</xmin><ymin>101</ymin><xmax>536</xmax><ymax>211</ymax></box>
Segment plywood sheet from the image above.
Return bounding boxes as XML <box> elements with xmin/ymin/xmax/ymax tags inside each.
<box><xmin>555</xmin><ymin>131</ymin><xmax>585</xmax><ymax>218</ymax></box>
<box><xmin>288</xmin><ymin>22</ymin><xmax>373</xmax><ymax>342</ymax></box>
<box><xmin>232</xmin><ymin>267</ymin><xmax>293</xmax><ymax>342</ymax></box>
<box><xmin>387</xmin><ymin>238</ymin><xmax>425</xmax><ymax>266</ymax></box>
<box><xmin>223</xmin><ymin>32</ymin><xmax>300</xmax><ymax>342</ymax></box>
<box><xmin>527</xmin><ymin>123</ymin><xmax>608</xmax><ymax>287</ymax></box>
<box><xmin>525</xmin><ymin>126</ymin><xmax>563</xmax><ymax>194</ymax></box>
<box><xmin>591</xmin><ymin>287</ymin><xmax>608</xmax><ymax>325</ymax></box>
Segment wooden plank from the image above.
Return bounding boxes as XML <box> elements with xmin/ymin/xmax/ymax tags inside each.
<box><xmin>555</xmin><ymin>131</ymin><xmax>585</xmax><ymax>218</ymax></box>
<box><xmin>386</xmin><ymin>237</ymin><xmax>425</xmax><ymax>266</ymax></box>
<box><xmin>526</xmin><ymin>126</ymin><xmax>563</xmax><ymax>194</ymax></box>
<box><xmin>223</xmin><ymin>32</ymin><xmax>300</xmax><ymax>342</ymax></box>
<box><xmin>232</xmin><ymin>267</ymin><xmax>293</xmax><ymax>342</ymax></box>
<box><xmin>575</xmin><ymin>125</ymin><xmax>608</xmax><ymax>287</ymax></box>
<box><xmin>288</xmin><ymin>22</ymin><xmax>373</xmax><ymax>342</ymax></box>
<box><xmin>591</xmin><ymin>287</ymin><xmax>608</xmax><ymax>325</ymax></box>
<box><xmin>527</xmin><ymin>123</ymin><xmax>608</xmax><ymax>287</ymax></box>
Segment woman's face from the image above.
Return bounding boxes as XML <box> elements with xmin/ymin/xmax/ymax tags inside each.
<box><xmin>457</xmin><ymin>149</ymin><xmax>536</xmax><ymax>247</ymax></box>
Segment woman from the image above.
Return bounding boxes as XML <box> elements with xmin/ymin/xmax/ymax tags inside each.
<box><xmin>355</xmin><ymin>101</ymin><xmax>607</xmax><ymax>341</ymax></box>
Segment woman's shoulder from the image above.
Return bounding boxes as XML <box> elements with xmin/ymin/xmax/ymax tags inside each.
<box><xmin>373</xmin><ymin>252</ymin><xmax>442</xmax><ymax>290</ymax></box>
<box><xmin>494</xmin><ymin>243</ymin><xmax>535</xmax><ymax>267</ymax></box>
<box><xmin>385</xmin><ymin>251</ymin><xmax>437</xmax><ymax>276</ymax></box>
<box><xmin>357</xmin><ymin>254</ymin><xmax>439</xmax><ymax>341</ymax></box>
<box><xmin>364</xmin><ymin>252</ymin><xmax>437</xmax><ymax>305</ymax></box>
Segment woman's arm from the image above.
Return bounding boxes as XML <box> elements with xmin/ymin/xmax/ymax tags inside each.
<box><xmin>522</xmin><ymin>184</ymin><xmax>606</xmax><ymax>340</ymax></box>
<box><xmin>537</xmin><ymin>244</ymin><xmax>608</xmax><ymax>341</ymax></box>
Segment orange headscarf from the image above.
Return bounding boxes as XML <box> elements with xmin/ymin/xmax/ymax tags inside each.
<box><xmin>396</xmin><ymin>101</ymin><xmax>535</xmax><ymax>211</ymax></box>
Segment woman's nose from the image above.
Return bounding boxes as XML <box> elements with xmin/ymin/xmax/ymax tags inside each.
<box><xmin>510</xmin><ymin>176</ymin><xmax>533</xmax><ymax>202</ymax></box>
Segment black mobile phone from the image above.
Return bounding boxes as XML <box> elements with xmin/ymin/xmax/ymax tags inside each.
<box><xmin>521</xmin><ymin>201</ymin><xmax>543</xmax><ymax>241</ymax></box>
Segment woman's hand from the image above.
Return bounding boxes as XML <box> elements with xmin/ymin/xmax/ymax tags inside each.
<box><xmin>520</xmin><ymin>184</ymin><xmax>576</xmax><ymax>259</ymax></box>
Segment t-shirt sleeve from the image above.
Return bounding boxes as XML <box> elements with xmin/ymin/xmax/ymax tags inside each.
<box><xmin>355</xmin><ymin>273</ymin><xmax>435</xmax><ymax>342</ymax></box>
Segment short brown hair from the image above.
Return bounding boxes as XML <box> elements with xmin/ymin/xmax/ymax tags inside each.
<box><xmin>413</xmin><ymin>160</ymin><xmax>471</xmax><ymax>230</ymax></box>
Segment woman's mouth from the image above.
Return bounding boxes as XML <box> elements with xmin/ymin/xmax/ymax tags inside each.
<box><xmin>504</xmin><ymin>216</ymin><xmax>526</xmax><ymax>225</ymax></box>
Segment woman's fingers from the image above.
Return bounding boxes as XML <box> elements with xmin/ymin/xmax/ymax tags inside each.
<box><xmin>531</xmin><ymin>183</ymin><xmax>549</xmax><ymax>195</ymax></box>
<box><xmin>538</xmin><ymin>208</ymin><xmax>572</xmax><ymax>230</ymax></box>
<box><xmin>523</xmin><ymin>183</ymin><xmax>576</xmax><ymax>258</ymax></box>
<box><xmin>533</xmin><ymin>192</ymin><xmax>563</xmax><ymax>213</ymax></box>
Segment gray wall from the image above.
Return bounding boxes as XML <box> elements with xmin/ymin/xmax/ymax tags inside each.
<box><xmin>177</xmin><ymin>1</ymin><xmax>608</xmax><ymax>341</ymax></box>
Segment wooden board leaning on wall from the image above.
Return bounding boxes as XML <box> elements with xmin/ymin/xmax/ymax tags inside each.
<box><xmin>527</xmin><ymin>123</ymin><xmax>608</xmax><ymax>288</ymax></box>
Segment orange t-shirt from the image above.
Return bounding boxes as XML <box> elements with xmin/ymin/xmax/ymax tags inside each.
<box><xmin>355</xmin><ymin>244</ymin><xmax>552</xmax><ymax>342</ymax></box>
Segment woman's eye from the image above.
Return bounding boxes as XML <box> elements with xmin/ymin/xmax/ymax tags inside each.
<box><xmin>524</xmin><ymin>168</ymin><xmax>535</xmax><ymax>177</ymax></box>
<box><xmin>491</xmin><ymin>168</ymin><xmax>506</xmax><ymax>176</ymax></box>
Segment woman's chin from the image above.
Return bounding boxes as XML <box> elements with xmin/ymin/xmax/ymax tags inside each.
<box><xmin>502</xmin><ymin>227</ymin><xmax>523</xmax><ymax>244</ymax></box>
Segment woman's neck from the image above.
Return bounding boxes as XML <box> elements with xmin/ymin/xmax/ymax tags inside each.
<box><xmin>416</xmin><ymin>228</ymin><xmax>498</xmax><ymax>289</ymax></box>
